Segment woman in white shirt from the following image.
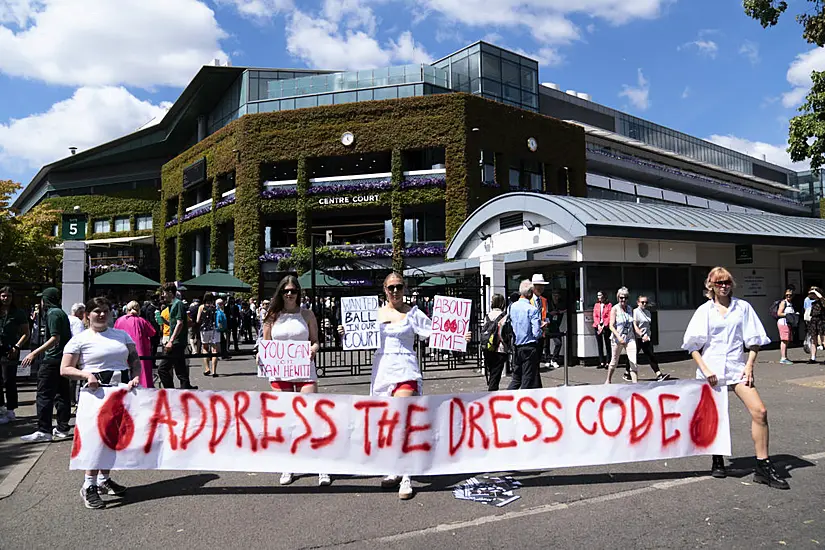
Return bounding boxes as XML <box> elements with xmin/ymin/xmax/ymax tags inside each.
<box><xmin>60</xmin><ymin>297</ymin><xmax>141</xmax><ymax>509</ymax></box>
<box><xmin>632</xmin><ymin>296</ymin><xmax>670</xmax><ymax>382</ymax></box>
<box><xmin>682</xmin><ymin>267</ymin><xmax>788</xmax><ymax>490</ymax></box>
<box><xmin>776</xmin><ymin>289</ymin><xmax>796</xmax><ymax>365</ymax></box>
<box><xmin>606</xmin><ymin>287</ymin><xmax>638</xmax><ymax>384</ymax></box>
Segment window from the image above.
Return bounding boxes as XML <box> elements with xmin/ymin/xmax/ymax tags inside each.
<box><xmin>136</xmin><ymin>215</ymin><xmax>153</xmax><ymax>231</ymax></box>
<box><xmin>114</xmin><ymin>217</ymin><xmax>130</xmax><ymax>232</ymax></box>
<box><xmin>585</xmin><ymin>266</ymin><xmax>622</xmax><ymax>307</ymax></box>
<box><xmin>622</xmin><ymin>266</ymin><xmax>657</xmax><ymax>306</ymax></box>
<box><xmin>657</xmin><ymin>267</ymin><xmax>690</xmax><ymax>309</ymax></box>
<box><xmin>509</xmin><ymin>168</ymin><xmax>520</xmax><ymax>189</ymax></box>
<box><xmin>93</xmin><ymin>219</ymin><xmax>111</xmax><ymax>234</ymax></box>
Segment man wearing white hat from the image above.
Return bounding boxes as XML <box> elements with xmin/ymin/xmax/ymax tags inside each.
<box><xmin>530</xmin><ymin>274</ymin><xmax>551</xmax><ymax>374</ymax></box>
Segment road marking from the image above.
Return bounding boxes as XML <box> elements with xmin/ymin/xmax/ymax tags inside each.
<box><xmin>356</xmin><ymin>453</ymin><xmax>824</xmax><ymax>546</ymax></box>
<box><xmin>0</xmin><ymin>446</ymin><xmax>46</xmax><ymax>500</ymax></box>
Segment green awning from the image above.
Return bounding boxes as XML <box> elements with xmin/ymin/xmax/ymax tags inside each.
<box><xmin>297</xmin><ymin>270</ymin><xmax>345</xmax><ymax>288</ymax></box>
<box><xmin>418</xmin><ymin>276</ymin><xmax>457</xmax><ymax>287</ymax></box>
<box><xmin>94</xmin><ymin>271</ymin><xmax>161</xmax><ymax>288</ymax></box>
<box><xmin>182</xmin><ymin>269</ymin><xmax>251</xmax><ymax>292</ymax></box>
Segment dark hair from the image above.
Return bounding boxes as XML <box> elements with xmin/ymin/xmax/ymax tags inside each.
<box><xmin>162</xmin><ymin>283</ymin><xmax>177</xmax><ymax>295</ymax></box>
<box><xmin>509</xmin><ymin>292</ymin><xmax>520</xmax><ymax>304</ymax></box>
<box><xmin>202</xmin><ymin>292</ymin><xmax>215</xmax><ymax>304</ymax></box>
<box><xmin>85</xmin><ymin>296</ymin><xmax>111</xmax><ymax>313</ymax></box>
<box><xmin>383</xmin><ymin>272</ymin><xmax>404</xmax><ymax>287</ymax></box>
<box><xmin>490</xmin><ymin>293</ymin><xmax>506</xmax><ymax>310</ymax></box>
<box><xmin>0</xmin><ymin>286</ymin><xmax>12</xmax><ymax>296</ymax></box>
<box><xmin>265</xmin><ymin>275</ymin><xmax>301</xmax><ymax>323</ymax></box>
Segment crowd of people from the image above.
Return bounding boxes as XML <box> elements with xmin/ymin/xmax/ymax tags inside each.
<box><xmin>0</xmin><ymin>266</ymin><xmax>799</xmax><ymax>510</ymax></box>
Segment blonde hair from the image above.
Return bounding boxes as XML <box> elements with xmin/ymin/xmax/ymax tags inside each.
<box><xmin>126</xmin><ymin>300</ymin><xmax>141</xmax><ymax>314</ymax></box>
<box><xmin>704</xmin><ymin>266</ymin><xmax>736</xmax><ymax>300</ymax></box>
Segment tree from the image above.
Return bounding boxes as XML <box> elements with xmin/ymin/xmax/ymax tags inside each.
<box><xmin>745</xmin><ymin>1</ymin><xmax>825</xmax><ymax>172</ymax></box>
<box><xmin>0</xmin><ymin>179</ymin><xmax>61</xmax><ymax>283</ymax></box>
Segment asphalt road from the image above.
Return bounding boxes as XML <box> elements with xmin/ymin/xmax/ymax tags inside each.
<box><xmin>1</xmin><ymin>347</ymin><xmax>823</xmax><ymax>549</ymax></box>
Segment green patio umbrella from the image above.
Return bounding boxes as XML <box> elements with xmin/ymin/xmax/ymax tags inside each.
<box><xmin>182</xmin><ymin>269</ymin><xmax>252</xmax><ymax>292</ymax></box>
<box><xmin>297</xmin><ymin>270</ymin><xmax>345</xmax><ymax>288</ymax></box>
<box><xmin>94</xmin><ymin>271</ymin><xmax>161</xmax><ymax>288</ymax></box>
<box><xmin>417</xmin><ymin>276</ymin><xmax>457</xmax><ymax>287</ymax></box>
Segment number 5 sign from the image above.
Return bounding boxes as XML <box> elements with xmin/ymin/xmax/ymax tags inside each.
<box><xmin>62</xmin><ymin>215</ymin><xmax>87</xmax><ymax>241</ymax></box>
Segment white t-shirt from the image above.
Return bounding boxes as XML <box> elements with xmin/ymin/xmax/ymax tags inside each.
<box><xmin>63</xmin><ymin>328</ymin><xmax>135</xmax><ymax>373</ymax></box>
<box><xmin>69</xmin><ymin>316</ymin><xmax>85</xmax><ymax>337</ymax></box>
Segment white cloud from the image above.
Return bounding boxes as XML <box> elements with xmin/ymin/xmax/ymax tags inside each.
<box><xmin>619</xmin><ymin>68</ymin><xmax>650</xmax><ymax>111</ymax></box>
<box><xmin>215</xmin><ymin>0</ymin><xmax>292</xmax><ymax>18</ymax></box>
<box><xmin>0</xmin><ymin>0</ymin><xmax>228</xmax><ymax>88</ymax></box>
<box><xmin>285</xmin><ymin>9</ymin><xmax>430</xmax><ymax>70</ymax></box>
<box><xmin>0</xmin><ymin>86</ymin><xmax>172</xmax><ymax>172</ymax></box>
<box><xmin>707</xmin><ymin>134</ymin><xmax>807</xmax><ymax>171</ymax></box>
<box><xmin>739</xmin><ymin>40</ymin><xmax>759</xmax><ymax>64</ymax></box>
<box><xmin>513</xmin><ymin>47</ymin><xmax>564</xmax><ymax>67</ymax></box>
<box><xmin>679</xmin><ymin>39</ymin><xmax>718</xmax><ymax>58</ymax></box>
<box><xmin>783</xmin><ymin>47</ymin><xmax>825</xmax><ymax>108</ymax></box>
<box><xmin>0</xmin><ymin>0</ymin><xmax>38</xmax><ymax>26</ymax></box>
<box><xmin>322</xmin><ymin>0</ymin><xmax>377</xmax><ymax>34</ymax></box>
<box><xmin>681</xmin><ymin>86</ymin><xmax>690</xmax><ymax>99</ymax></box>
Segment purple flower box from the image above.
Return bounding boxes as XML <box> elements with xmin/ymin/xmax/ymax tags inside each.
<box><xmin>400</xmin><ymin>174</ymin><xmax>447</xmax><ymax>190</ymax></box>
<box><xmin>216</xmin><ymin>196</ymin><xmax>236</xmax><ymax>209</ymax></box>
<box><xmin>307</xmin><ymin>178</ymin><xmax>392</xmax><ymax>195</ymax></box>
<box><xmin>181</xmin><ymin>204</ymin><xmax>212</xmax><ymax>222</ymax></box>
<box><xmin>261</xmin><ymin>187</ymin><xmax>298</xmax><ymax>199</ymax></box>
<box><xmin>258</xmin><ymin>243</ymin><xmax>446</xmax><ymax>262</ymax></box>
<box><xmin>258</xmin><ymin>250</ymin><xmax>293</xmax><ymax>262</ymax></box>
<box><xmin>165</xmin><ymin>217</ymin><xmax>179</xmax><ymax>228</ymax></box>
<box><xmin>482</xmin><ymin>180</ymin><xmax>500</xmax><ymax>188</ymax></box>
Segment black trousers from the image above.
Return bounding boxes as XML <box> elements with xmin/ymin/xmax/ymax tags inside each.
<box><xmin>36</xmin><ymin>360</ymin><xmax>71</xmax><ymax>433</ymax></box>
<box><xmin>508</xmin><ymin>344</ymin><xmax>540</xmax><ymax>390</ymax></box>
<box><xmin>158</xmin><ymin>342</ymin><xmax>190</xmax><ymax>389</ymax></box>
<box><xmin>220</xmin><ymin>332</ymin><xmax>229</xmax><ymax>358</ymax></box>
<box><xmin>230</xmin><ymin>326</ymin><xmax>240</xmax><ymax>351</ymax></box>
<box><xmin>0</xmin><ymin>358</ymin><xmax>19</xmax><ymax>410</ymax></box>
<box><xmin>595</xmin><ymin>329</ymin><xmax>611</xmax><ymax>365</ymax></box>
<box><xmin>637</xmin><ymin>339</ymin><xmax>660</xmax><ymax>373</ymax></box>
<box><xmin>483</xmin><ymin>350</ymin><xmax>507</xmax><ymax>391</ymax></box>
<box><xmin>549</xmin><ymin>335</ymin><xmax>563</xmax><ymax>363</ymax></box>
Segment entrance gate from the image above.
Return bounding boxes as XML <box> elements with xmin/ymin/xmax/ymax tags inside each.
<box><xmin>309</xmin><ymin>273</ymin><xmax>486</xmax><ymax>378</ymax></box>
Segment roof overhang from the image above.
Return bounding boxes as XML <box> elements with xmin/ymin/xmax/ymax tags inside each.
<box><xmin>58</xmin><ymin>235</ymin><xmax>155</xmax><ymax>248</ymax></box>
<box><xmin>447</xmin><ymin>192</ymin><xmax>825</xmax><ymax>260</ymax></box>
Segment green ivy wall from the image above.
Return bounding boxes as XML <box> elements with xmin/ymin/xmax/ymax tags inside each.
<box><xmin>159</xmin><ymin>93</ymin><xmax>586</xmax><ymax>296</ymax></box>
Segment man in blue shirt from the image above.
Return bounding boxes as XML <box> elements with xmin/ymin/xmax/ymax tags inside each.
<box><xmin>507</xmin><ymin>280</ymin><xmax>544</xmax><ymax>390</ymax></box>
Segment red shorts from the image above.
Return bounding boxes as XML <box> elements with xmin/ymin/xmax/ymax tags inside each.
<box><xmin>392</xmin><ymin>380</ymin><xmax>418</xmax><ymax>395</ymax></box>
<box><xmin>270</xmin><ymin>381</ymin><xmax>315</xmax><ymax>392</ymax></box>
<box><xmin>778</xmin><ymin>323</ymin><xmax>792</xmax><ymax>341</ymax></box>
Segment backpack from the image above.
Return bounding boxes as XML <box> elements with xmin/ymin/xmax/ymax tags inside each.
<box><xmin>500</xmin><ymin>310</ymin><xmax>514</xmax><ymax>352</ymax></box>
<box><xmin>481</xmin><ymin>311</ymin><xmax>507</xmax><ymax>352</ymax></box>
<box><xmin>769</xmin><ymin>300</ymin><xmax>781</xmax><ymax>319</ymax></box>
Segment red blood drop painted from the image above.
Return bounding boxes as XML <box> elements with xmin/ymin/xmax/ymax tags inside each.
<box><xmin>71</xmin><ymin>425</ymin><xmax>82</xmax><ymax>458</ymax></box>
<box><xmin>689</xmin><ymin>384</ymin><xmax>719</xmax><ymax>448</ymax></box>
<box><xmin>97</xmin><ymin>389</ymin><xmax>135</xmax><ymax>451</ymax></box>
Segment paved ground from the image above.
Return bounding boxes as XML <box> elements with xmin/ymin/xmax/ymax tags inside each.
<box><xmin>1</xmin><ymin>346</ymin><xmax>824</xmax><ymax>549</ymax></box>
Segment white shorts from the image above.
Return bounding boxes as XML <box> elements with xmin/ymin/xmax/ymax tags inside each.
<box><xmin>200</xmin><ymin>330</ymin><xmax>220</xmax><ymax>345</ymax></box>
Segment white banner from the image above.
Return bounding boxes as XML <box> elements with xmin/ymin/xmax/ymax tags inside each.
<box><xmin>430</xmin><ymin>295</ymin><xmax>472</xmax><ymax>352</ymax></box>
<box><xmin>256</xmin><ymin>340</ymin><xmax>312</xmax><ymax>379</ymax></box>
<box><xmin>70</xmin><ymin>380</ymin><xmax>730</xmax><ymax>475</ymax></box>
<box><xmin>341</xmin><ymin>296</ymin><xmax>379</xmax><ymax>350</ymax></box>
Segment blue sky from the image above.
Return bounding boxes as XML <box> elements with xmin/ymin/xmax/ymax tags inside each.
<box><xmin>1</xmin><ymin>0</ymin><xmax>822</xmax><ymax>193</ymax></box>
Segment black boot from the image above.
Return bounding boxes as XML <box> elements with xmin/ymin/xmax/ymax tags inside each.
<box><xmin>711</xmin><ymin>455</ymin><xmax>726</xmax><ymax>478</ymax></box>
<box><xmin>753</xmin><ymin>459</ymin><xmax>790</xmax><ymax>490</ymax></box>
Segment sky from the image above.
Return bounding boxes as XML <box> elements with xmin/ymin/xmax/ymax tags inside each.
<box><xmin>1</xmin><ymin>0</ymin><xmax>823</xmax><ymax>194</ymax></box>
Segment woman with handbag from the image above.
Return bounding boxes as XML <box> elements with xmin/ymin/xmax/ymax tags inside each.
<box><xmin>807</xmin><ymin>288</ymin><xmax>825</xmax><ymax>364</ymax></box>
<box><xmin>777</xmin><ymin>288</ymin><xmax>797</xmax><ymax>365</ymax></box>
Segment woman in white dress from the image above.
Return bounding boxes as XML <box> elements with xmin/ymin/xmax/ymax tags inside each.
<box><xmin>340</xmin><ymin>272</ymin><xmax>469</xmax><ymax>500</ymax></box>
<box><xmin>60</xmin><ymin>297</ymin><xmax>141</xmax><ymax>509</ymax></box>
<box><xmin>605</xmin><ymin>287</ymin><xmax>638</xmax><ymax>384</ymax></box>
<box><xmin>682</xmin><ymin>266</ymin><xmax>788</xmax><ymax>489</ymax></box>
<box><xmin>260</xmin><ymin>275</ymin><xmax>330</xmax><ymax>487</ymax></box>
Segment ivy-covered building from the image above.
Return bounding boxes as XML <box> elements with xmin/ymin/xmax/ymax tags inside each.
<box><xmin>15</xmin><ymin>40</ymin><xmax>811</xmax><ymax>296</ymax></box>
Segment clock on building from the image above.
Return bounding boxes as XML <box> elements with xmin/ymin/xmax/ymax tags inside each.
<box><xmin>341</xmin><ymin>132</ymin><xmax>355</xmax><ymax>146</ymax></box>
<box><xmin>527</xmin><ymin>137</ymin><xmax>538</xmax><ymax>152</ymax></box>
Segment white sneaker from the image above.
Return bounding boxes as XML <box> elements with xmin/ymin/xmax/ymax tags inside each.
<box><xmin>398</xmin><ymin>476</ymin><xmax>413</xmax><ymax>500</ymax></box>
<box><xmin>819</xmin><ymin>345</ymin><xmax>824</xmax><ymax>351</ymax></box>
<box><xmin>21</xmin><ymin>431</ymin><xmax>52</xmax><ymax>443</ymax></box>
<box><xmin>550</xmin><ymin>360</ymin><xmax>560</xmax><ymax>369</ymax></box>
<box><xmin>381</xmin><ymin>475</ymin><xmax>401</xmax><ymax>488</ymax></box>
<box><xmin>318</xmin><ymin>474</ymin><xmax>331</xmax><ymax>486</ymax></box>
<box><xmin>279</xmin><ymin>472</ymin><xmax>295</xmax><ymax>485</ymax></box>
<box><xmin>52</xmin><ymin>428</ymin><xmax>71</xmax><ymax>441</ymax></box>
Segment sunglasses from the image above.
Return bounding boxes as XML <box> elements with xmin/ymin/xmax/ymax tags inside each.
<box><xmin>618</xmin><ymin>296</ymin><xmax>628</xmax><ymax>300</ymax></box>
<box><xmin>281</xmin><ymin>288</ymin><xmax>298</xmax><ymax>296</ymax></box>
<box><xmin>386</xmin><ymin>284</ymin><xmax>404</xmax><ymax>292</ymax></box>
<box><xmin>639</xmin><ymin>301</ymin><xmax>648</xmax><ymax>304</ymax></box>
<box><xmin>713</xmin><ymin>280</ymin><xmax>732</xmax><ymax>287</ymax></box>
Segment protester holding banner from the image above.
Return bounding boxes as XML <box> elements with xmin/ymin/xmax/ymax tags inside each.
<box><xmin>340</xmin><ymin>272</ymin><xmax>470</xmax><ymax>500</ymax></box>
<box><xmin>261</xmin><ymin>275</ymin><xmax>330</xmax><ymax>487</ymax></box>
<box><xmin>60</xmin><ymin>296</ymin><xmax>141</xmax><ymax>509</ymax></box>
<box><xmin>682</xmin><ymin>266</ymin><xmax>788</xmax><ymax>489</ymax></box>
<box><xmin>605</xmin><ymin>287</ymin><xmax>638</xmax><ymax>384</ymax></box>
